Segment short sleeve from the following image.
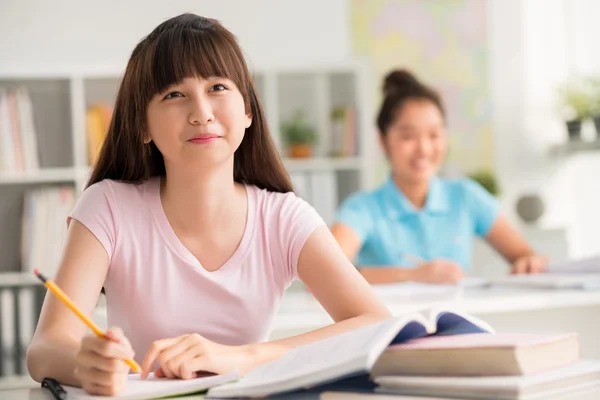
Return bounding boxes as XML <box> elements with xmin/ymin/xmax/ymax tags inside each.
<box><xmin>275</xmin><ymin>192</ymin><xmax>326</xmax><ymax>281</ymax></box>
<box><xmin>67</xmin><ymin>180</ymin><xmax>117</xmax><ymax>260</ymax></box>
<box><xmin>462</xmin><ymin>179</ymin><xmax>500</xmax><ymax>237</ymax></box>
<box><xmin>334</xmin><ymin>192</ymin><xmax>373</xmax><ymax>243</ymax></box>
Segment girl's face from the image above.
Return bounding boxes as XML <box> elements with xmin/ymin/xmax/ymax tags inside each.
<box><xmin>382</xmin><ymin>99</ymin><xmax>447</xmax><ymax>185</ymax></box>
<box><xmin>146</xmin><ymin>76</ymin><xmax>252</xmax><ymax>170</ymax></box>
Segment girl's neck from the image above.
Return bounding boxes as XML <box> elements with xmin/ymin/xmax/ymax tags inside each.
<box><xmin>392</xmin><ymin>175</ymin><xmax>430</xmax><ymax>209</ymax></box>
<box><xmin>160</xmin><ymin>160</ymin><xmax>245</xmax><ymax>233</ymax></box>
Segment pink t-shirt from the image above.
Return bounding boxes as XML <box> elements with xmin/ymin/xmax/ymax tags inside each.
<box><xmin>68</xmin><ymin>177</ymin><xmax>325</xmax><ymax>365</ymax></box>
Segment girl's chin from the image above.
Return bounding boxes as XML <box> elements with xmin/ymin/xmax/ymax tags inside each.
<box><xmin>405</xmin><ymin>170</ymin><xmax>435</xmax><ymax>183</ymax></box>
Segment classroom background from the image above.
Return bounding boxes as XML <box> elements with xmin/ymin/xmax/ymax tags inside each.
<box><xmin>1</xmin><ymin>0</ymin><xmax>600</xmax><ymax>387</ymax></box>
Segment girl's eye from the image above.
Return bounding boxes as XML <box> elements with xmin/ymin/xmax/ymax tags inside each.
<box><xmin>164</xmin><ymin>91</ymin><xmax>184</xmax><ymax>100</ymax></box>
<box><xmin>209</xmin><ymin>84</ymin><xmax>227</xmax><ymax>92</ymax></box>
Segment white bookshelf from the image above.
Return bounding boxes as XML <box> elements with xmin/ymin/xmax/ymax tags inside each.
<box><xmin>0</xmin><ymin>59</ymin><xmax>375</xmax><ymax>275</ymax></box>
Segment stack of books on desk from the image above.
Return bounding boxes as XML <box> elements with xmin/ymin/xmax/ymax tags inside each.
<box><xmin>56</xmin><ymin>310</ymin><xmax>600</xmax><ymax>399</ymax></box>
<box><xmin>371</xmin><ymin>332</ymin><xmax>600</xmax><ymax>399</ymax></box>
<box><xmin>206</xmin><ymin>310</ymin><xmax>600</xmax><ymax>399</ymax></box>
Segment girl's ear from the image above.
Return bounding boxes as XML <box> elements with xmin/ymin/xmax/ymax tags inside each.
<box><xmin>378</xmin><ymin>132</ymin><xmax>388</xmax><ymax>157</ymax></box>
<box><xmin>143</xmin><ymin>135</ymin><xmax>152</xmax><ymax>144</ymax></box>
<box><xmin>245</xmin><ymin>112</ymin><xmax>252</xmax><ymax>129</ymax></box>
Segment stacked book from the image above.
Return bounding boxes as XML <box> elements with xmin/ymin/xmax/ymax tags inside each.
<box><xmin>0</xmin><ymin>87</ymin><xmax>39</xmax><ymax>172</ymax></box>
<box><xmin>371</xmin><ymin>331</ymin><xmax>597</xmax><ymax>399</ymax></box>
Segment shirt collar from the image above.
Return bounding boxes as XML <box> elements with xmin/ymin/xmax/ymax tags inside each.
<box><xmin>381</xmin><ymin>176</ymin><xmax>449</xmax><ymax>219</ymax></box>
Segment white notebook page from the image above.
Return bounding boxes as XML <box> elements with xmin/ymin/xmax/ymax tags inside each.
<box><xmin>63</xmin><ymin>371</ymin><xmax>239</xmax><ymax>400</ymax></box>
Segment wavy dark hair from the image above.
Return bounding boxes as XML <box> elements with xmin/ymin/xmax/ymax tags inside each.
<box><xmin>87</xmin><ymin>13</ymin><xmax>292</xmax><ymax>193</ymax></box>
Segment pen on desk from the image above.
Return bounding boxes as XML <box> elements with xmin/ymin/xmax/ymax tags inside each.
<box><xmin>41</xmin><ymin>377</ymin><xmax>66</xmax><ymax>400</ymax></box>
<box><xmin>33</xmin><ymin>269</ymin><xmax>141</xmax><ymax>373</ymax></box>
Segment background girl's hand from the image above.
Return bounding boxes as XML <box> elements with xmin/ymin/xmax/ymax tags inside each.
<box><xmin>140</xmin><ymin>333</ymin><xmax>254</xmax><ymax>380</ymax></box>
<box><xmin>74</xmin><ymin>327</ymin><xmax>135</xmax><ymax>396</ymax></box>
<box><xmin>411</xmin><ymin>259</ymin><xmax>465</xmax><ymax>284</ymax></box>
<box><xmin>511</xmin><ymin>255</ymin><xmax>548</xmax><ymax>274</ymax></box>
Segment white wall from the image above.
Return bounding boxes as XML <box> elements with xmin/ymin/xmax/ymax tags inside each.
<box><xmin>0</xmin><ymin>0</ymin><xmax>351</xmax><ymax>72</ymax></box>
<box><xmin>490</xmin><ymin>0</ymin><xmax>600</xmax><ymax>258</ymax></box>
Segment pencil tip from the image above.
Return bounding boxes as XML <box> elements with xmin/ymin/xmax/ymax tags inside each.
<box><xmin>33</xmin><ymin>269</ymin><xmax>47</xmax><ymax>283</ymax></box>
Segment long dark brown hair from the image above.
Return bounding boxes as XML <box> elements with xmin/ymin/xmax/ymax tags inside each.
<box><xmin>376</xmin><ymin>69</ymin><xmax>446</xmax><ymax>136</ymax></box>
<box><xmin>87</xmin><ymin>13</ymin><xmax>293</xmax><ymax>193</ymax></box>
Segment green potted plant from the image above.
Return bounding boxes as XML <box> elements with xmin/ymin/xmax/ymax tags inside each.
<box><xmin>558</xmin><ymin>79</ymin><xmax>594</xmax><ymax>141</ymax></box>
<box><xmin>468</xmin><ymin>170</ymin><xmax>500</xmax><ymax>197</ymax></box>
<box><xmin>281</xmin><ymin>110</ymin><xmax>318</xmax><ymax>158</ymax></box>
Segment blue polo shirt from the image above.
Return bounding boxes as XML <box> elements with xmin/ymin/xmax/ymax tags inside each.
<box><xmin>335</xmin><ymin>177</ymin><xmax>500</xmax><ymax>271</ymax></box>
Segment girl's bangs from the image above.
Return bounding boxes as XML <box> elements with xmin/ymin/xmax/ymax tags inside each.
<box><xmin>145</xmin><ymin>27</ymin><xmax>246</xmax><ymax>99</ymax></box>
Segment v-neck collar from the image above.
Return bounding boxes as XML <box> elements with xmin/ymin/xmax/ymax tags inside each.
<box><xmin>146</xmin><ymin>177</ymin><xmax>255</xmax><ymax>276</ymax></box>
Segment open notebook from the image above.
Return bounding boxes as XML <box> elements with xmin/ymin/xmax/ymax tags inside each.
<box><xmin>62</xmin><ymin>371</ymin><xmax>239</xmax><ymax>400</ymax></box>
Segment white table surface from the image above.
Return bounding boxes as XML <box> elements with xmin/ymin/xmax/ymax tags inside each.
<box><xmin>270</xmin><ymin>284</ymin><xmax>600</xmax><ymax>332</ymax></box>
<box><xmin>3</xmin><ymin>285</ymin><xmax>600</xmax><ymax>397</ymax></box>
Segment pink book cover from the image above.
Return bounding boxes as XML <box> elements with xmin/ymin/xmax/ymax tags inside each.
<box><xmin>7</xmin><ymin>90</ymin><xmax>25</xmax><ymax>170</ymax></box>
<box><xmin>387</xmin><ymin>333</ymin><xmax>577</xmax><ymax>351</ymax></box>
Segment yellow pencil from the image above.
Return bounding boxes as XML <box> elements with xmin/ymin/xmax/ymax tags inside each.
<box><xmin>33</xmin><ymin>269</ymin><xmax>141</xmax><ymax>373</ymax></box>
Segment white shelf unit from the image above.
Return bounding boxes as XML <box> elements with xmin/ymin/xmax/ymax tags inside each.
<box><xmin>0</xmin><ymin>60</ymin><xmax>375</xmax><ymax>276</ymax></box>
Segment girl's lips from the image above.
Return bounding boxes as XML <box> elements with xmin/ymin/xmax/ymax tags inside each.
<box><xmin>189</xmin><ymin>136</ymin><xmax>220</xmax><ymax>144</ymax></box>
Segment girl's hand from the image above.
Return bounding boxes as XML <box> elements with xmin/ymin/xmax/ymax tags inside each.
<box><xmin>411</xmin><ymin>259</ymin><xmax>465</xmax><ymax>284</ymax></box>
<box><xmin>74</xmin><ymin>327</ymin><xmax>135</xmax><ymax>396</ymax></box>
<box><xmin>141</xmin><ymin>334</ymin><xmax>268</xmax><ymax>380</ymax></box>
<box><xmin>511</xmin><ymin>255</ymin><xmax>548</xmax><ymax>274</ymax></box>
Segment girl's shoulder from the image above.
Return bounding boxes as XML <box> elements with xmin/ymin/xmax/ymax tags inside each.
<box><xmin>248</xmin><ymin>184</ymin><xmax>323</xmax><ymax>223</ymax></box>
<box><xmin>249</xmin><ymin>184</ymin><xmax>305</xmax><ymax>210</ymax></box>
<box><xmin>78</xmin><ymin>178</ymin><xmax>156</xmax><ymax>211</ymax></box>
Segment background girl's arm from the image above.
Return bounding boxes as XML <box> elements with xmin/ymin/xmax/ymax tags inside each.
<box><xmin>330</xmin><ymin>223</ymin><xmax>463</xmax><ymax>284</ymax></box>
<box><xmin>485</xmin><ymin>215</ymin><xmax>547</xmax><ymax>273</ymax></box>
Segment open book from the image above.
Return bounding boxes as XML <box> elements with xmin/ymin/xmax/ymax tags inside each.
<box><xmin>205</xmin><ymin>309</ymin><xmax>493</xmax><ymax>398</ymax></box>
<box><xmin>548</xmin><ymin>255</ymin><xmax>600</xmax><ymax>274</ymax></box>
<box><xmin>490</xmin><ymin>273</ymin><xmax>600</xmax><ymax>290</ymax></box>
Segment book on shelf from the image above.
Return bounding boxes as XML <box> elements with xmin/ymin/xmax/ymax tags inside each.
<box><xmin>86</xmin><ymin>103</ymin><xmax>112</xmax><ymax>166</ymax></box>
<box><xmin>0</xmin><ymin>87</ymin><xmax>40</xmax><ymax>172</ymax></box>
<box><xmin>20</xmin><ymin>185</ymin><xmax>76</xmax><ymax>277</ymax></box>
<box><xmin>329</xmin><ymin>105</ymin><xmax>357</xmax><ymax>158</ymax></box>
<box><xmin>289</xmin><ymin>170</ymin><xmax>338</xmax><ymax>226</ymax></box>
